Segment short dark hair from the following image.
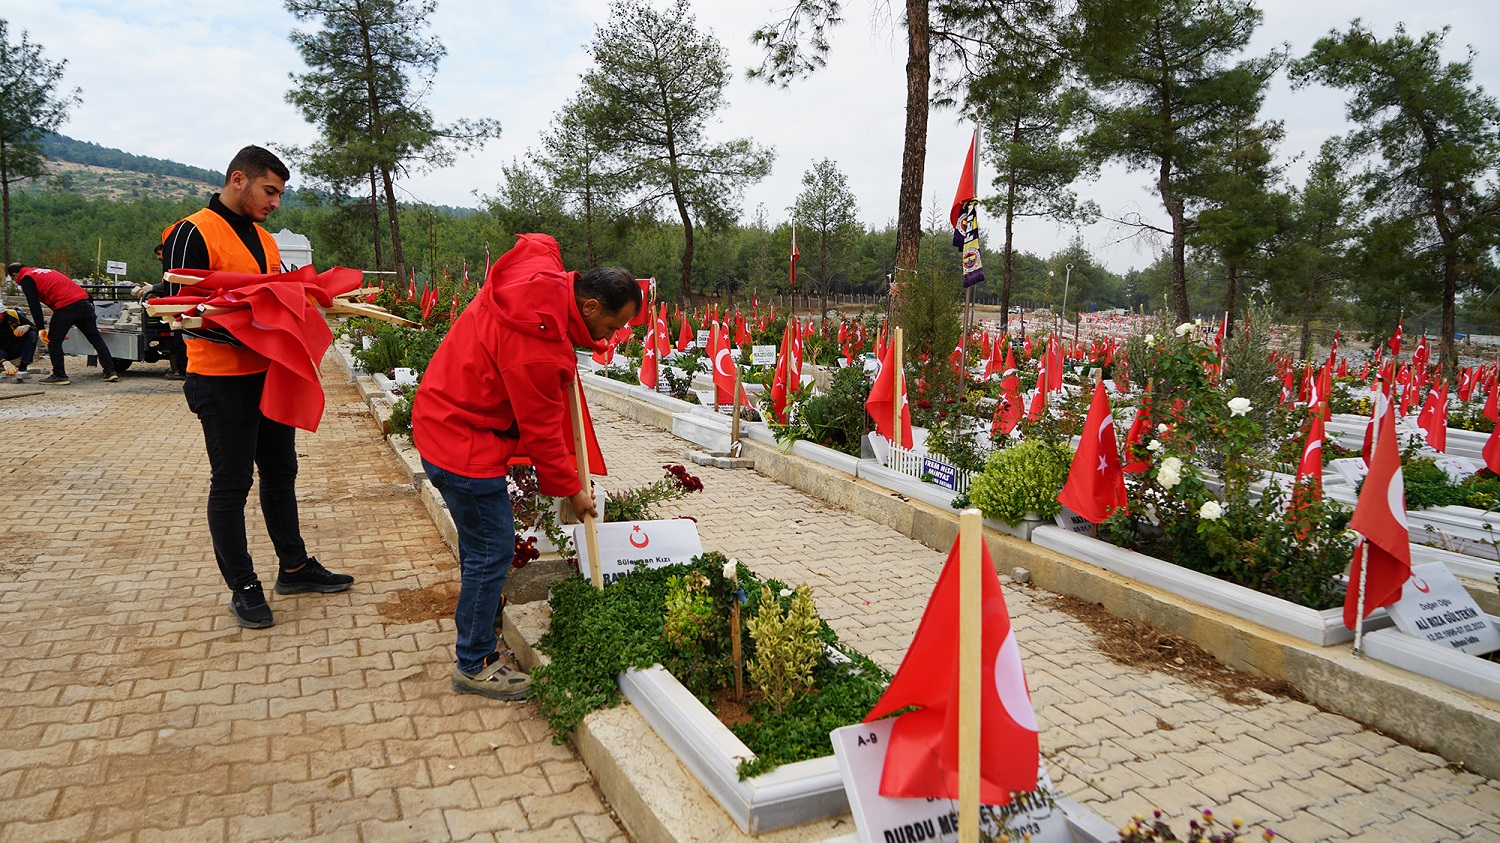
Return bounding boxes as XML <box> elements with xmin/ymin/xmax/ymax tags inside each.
<box><xmin>225</xmin><ymin>145</ymin><xmax>290</xmax><ymax>185</ymax></box>
<box><xmin>5</xmin><ymin>262</ymin><xmax>21</xmax><ymax>277</ymax></box>
<box><xmin>575</xmin><ymin>266</ymin><xmax>641</xmax><ymax>315</ymax></box>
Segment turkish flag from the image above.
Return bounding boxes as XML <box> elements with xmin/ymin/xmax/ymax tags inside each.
<box><xmin>711</xmin><ymin>323</ymin><xmax>738</xmax><ymax>406</ymax></box>
<box><xmin>1485</xmin><ymin>378</ymin><xmax>1499</xmax><ymax>424</ymax></box>
<box><xmin>1362</xmin><ymin>384</ymin><xmax>1390</xmax><ymax>467</ymax></box>
<box><xmin>1344</xmin><ymin>404</ymin><xmax>1412</xmax><ymax>629</ymax></box>
<box><xmin>864</xmin><ymin>534</ymin><xmax>1039</xmax><ymax>804</ymax></box>
<box><xmin>1121</xmin><ymin>399</ymin><xmax>1153</xmax><ymax>474</ymax></box>
<box><xmin>1296</xmin><ymin>413</ymin><xmax>1324</xmax><ymax>494</ymax></box>
<box><xmin>1045</xmin><ymin>333</ymin><xmax>1062</xmax><ymax>393</ymax></box>
<box><xmin>1483</xmin><ymin>418</ymin><xmax>1500</xmax><ymax>475</ymax></box>
<box><xmin>865</xmin><ymin>332</ymin><xmax>913</xmax><ymax>445</ymax></box>
<box><xmin>1416</xmin><ymin>381</ymin><xmax>1448</xmax><ymax>453</ymax></box>
<box><xmin>1056</xmin><ymin>381</ymin><xmax>1127</xmax><ymax>524</ymax></box>
<box><xmin>993</xmin><ymin>348</ymin><xmax>1022</xmax><ymax>436</ymax></box>
<box><xmin>638</xmin><ymin>314</ymin><xmax>659</xmax><ymax>390</ymax></box>
<box><xmin>628</xmin><ymin>279</ymin><xmax>653</xmax><ymax>326</ymax></box>
<box><xmin>676</xmin><ymin>311</ymin><xmax>693</xmax><ymax>353</ymax></box>
<box><xmin>768</xmin><ymin>338</ymin><xmax>790</xmax><ymax>424</ymax></box>
<box><xmin>654</xmin><ymin>303</ymin><xmax>671</xmax><ymax>358</ymax></box>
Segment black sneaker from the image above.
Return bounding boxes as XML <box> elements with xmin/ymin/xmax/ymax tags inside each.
<box><xmin>39</xmin><ymin>375</ymin><xmax>70</xmax><ymax>385</ymax></box>
<box><xmin>230</xmin><ymin>582</ymin><xmax>274</xmax><ymax>628</ymax></box>
<box><xmin>275</xmin><ymin>557</ymin><xmax>354</xmax><ymax>594</ymax></box>
<box><xmin>102</xmin><ymin>371</ymin><xmax>119</xmax><ymax>382</ymax></box>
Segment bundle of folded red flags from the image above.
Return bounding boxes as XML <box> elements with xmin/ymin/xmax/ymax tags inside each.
<box><xmin>148</xmin><ymin>265</ymin><xmax>364</xmax><ymax>432</ymax></box>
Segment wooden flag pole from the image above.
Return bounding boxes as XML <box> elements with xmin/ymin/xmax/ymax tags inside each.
<box><xmin>569</xmin><ymin>376</ymin><xmax>604</xmax><ymax>590</ymax></box>
<box><xmin>730</xmin><ymin>364</ymin><xmax>743</xmax><ymax>457</ymax></box>
<box><xmin>958</xmin><ymin>508</ymin><xmax>982</xmax><ymax>843</ymax></box>
<box><xmin>893</xmin><ymin>326</ymin><xmax>905</xmax><ymax>450</ymax></box>
<box><xmin>729</xmin><ymin>564</ymin><xmax>744</xmax><ymax>701</ymax></box>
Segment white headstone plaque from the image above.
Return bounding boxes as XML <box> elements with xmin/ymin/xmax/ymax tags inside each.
<box><xmin>752</xmin><ymin>344</ymin><xmax>777</xmax><ymax>366</ymax></box>
<box><xmin>1052</xmin><ymin>505</ymin><xmax>1093</xmax><ymax>534</ymax></box>
<box><xmin>574</xmin><ymin>519</ymin><xmax>703</xmax><ymax>586</ymax></box>
<box><xmin>696</xmin><ymin>329</ymin><xmax>711</xmax><ymax>348</ymax></box>
<box><xmin>1385</xmin><ymin>562</ymin><xmax>1500</xmax><ymax>655</ymax></box>
<box><xmin>830</xmin><ymin>717</ymin><xmax>1071</xmax><ymax>843</ymax></box>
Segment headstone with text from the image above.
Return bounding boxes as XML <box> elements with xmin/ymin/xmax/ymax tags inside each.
<box><xmin>1052</xmin><ymin>505</ymin><xmax>1093</xmax><ymax>534</ymax></box>
<box><xmin>105</xmin><ymin>260</ymin><xmax>127</xmax><ymax>276</ymax></box>
<box><xmin>920</xmin><ymin>457</ymin><xmax>960</xmax><ymax>491</ymax></box>
<box><xmin>752</xmin><ymin>344</ymin><xmax>777</xmax><ymax>366</ymax></box>
<box><xmin>1385</xmin><ymin>562</ymin><xmax>1500</xmax><ymax>656</ymax></box>
<box><xmin>696</xmin><ymin>329</ymin><xmax>710</xmax><ymax>348</ymax></box>
<box><xmin>830</xmin><ymin>718</ymin><xmax>1072</xmax><ymax>843</ymax></box>
<box><xmin>574</xmin><ymin>519</ymin><xmax>703</xmax><ymax>586</ymax></box>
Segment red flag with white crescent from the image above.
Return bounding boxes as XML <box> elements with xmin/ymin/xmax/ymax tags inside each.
<box><xmin>864</xmin><ymin>535</ymin><xmax>1038</xmax><ymax>804</ymax></box>
<box><xmin>1345</xmin><ymin>404</ymin><xmax>1412</xmax><ymax>628</ymax></box>
<box><xmin>1056</xmin><ymin>381</ymin><xmax>1127</xmax><ymax>523</ymax></box>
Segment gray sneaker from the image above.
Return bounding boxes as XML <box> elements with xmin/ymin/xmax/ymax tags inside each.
<box><xmin>451</xmin><ymin>659</ymin><xmax>531</xmax><ymax>701</ymax></box>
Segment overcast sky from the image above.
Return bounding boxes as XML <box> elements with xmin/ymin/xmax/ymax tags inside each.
<box><xmin>9</xmin><ymin>1</ymin><xmax>1499</xmax><ymax>274</ymax></box>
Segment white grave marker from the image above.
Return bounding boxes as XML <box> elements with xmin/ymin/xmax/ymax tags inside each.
<box><xmin>830</xmin><ymin>717</ymin><xmax>1072</xmax><ymax>843</ymax></box>
<box><xmin>752</xmin><ymin>344</ymin><xmax>777</xmax><ymax>366</ymax></box>
<box><xmin>573</xmin><ymin>519</ymin><xmax>703</xmax><ymax>586</ymax></box>
<box><xmin>1385</xmin><ymin>562</ymin><xmax>1500</xmax><ymax>655</ymax></box>
<box><xmin>1052</xmin><ymin>505</ymin><xmax>1094</xmax><ymax>534</ymax></box>
<box><xmin>696</xmin><ymin>329</ymin><xmax>711</xmax><ymax>348</ymax></box>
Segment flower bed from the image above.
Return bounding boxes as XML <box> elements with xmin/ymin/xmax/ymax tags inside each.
<box><xmin>531</xmin><ymin>554</ymin><xmax>891</xmax><ymax>831</ymax></box>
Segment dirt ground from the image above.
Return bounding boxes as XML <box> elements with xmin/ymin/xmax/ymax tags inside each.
<box><xmin>1046</xmin><ymin>593</ymin><xmax>1304</xmax><ymax>707</ymax></box>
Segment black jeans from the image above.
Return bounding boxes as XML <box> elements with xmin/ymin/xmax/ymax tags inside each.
<box><xmin>47</xmin><ymin>299</ymin><xmax>115</xmax><ymax>377</ymax></box>
<box><xmin>184</xmin><ymin>371</ymin><xmax>308</xmax><ymax>590</ymax></box>
<box><xmin>1</xmin><ymin>329</ymin><xmax>37</xmax><ymax>367</ymax></box>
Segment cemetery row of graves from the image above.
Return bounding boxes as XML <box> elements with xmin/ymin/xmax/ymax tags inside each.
<box><xmin>338</xmin><ymin>288</ymin><xmax>1500</xmax><ymax>842</ymax></box>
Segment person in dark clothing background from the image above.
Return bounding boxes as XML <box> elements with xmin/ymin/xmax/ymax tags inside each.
<box><xmin>161</xmin><ymin>144</ymin><xmax>353</xmax><ymax>629</ymax></box>
<box><xmin>0</xmin><ymin>306</ymin><xmax>37</xmax><ymax>375</ymax></box>
<box><xmin>137</xmin><ymin>242</ymin><xmax>187</xmax><ymax>379</ymax></box>
<box><xmin>4</xmin><ymin>262</ymin><xmax>118</xmax><ymax>385</ymax></box>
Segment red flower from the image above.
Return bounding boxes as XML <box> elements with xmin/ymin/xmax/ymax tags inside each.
<box><xmin>513</xmin><ymin>535</ymin><xmax>539</xmax><ymax>569</ymax></box>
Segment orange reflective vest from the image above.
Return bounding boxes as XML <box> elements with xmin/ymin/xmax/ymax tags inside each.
<box><xmin>163</xmin><ymin>208</ymin><xmax>280</xmax><ymax>376</ymax></box>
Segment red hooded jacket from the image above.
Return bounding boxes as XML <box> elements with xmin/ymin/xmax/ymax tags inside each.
<box><xmin>411</xmin><ymin>234</ymin><xmax>604</xmax><ymax>496</ymax></box>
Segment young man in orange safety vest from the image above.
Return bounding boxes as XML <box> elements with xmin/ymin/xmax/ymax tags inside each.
<box><xmin>161</xmin><ymin>145</ymin><xmax>354</xmax><ymax>630</ymax></box>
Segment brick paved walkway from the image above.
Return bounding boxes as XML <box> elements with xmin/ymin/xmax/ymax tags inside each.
<box><xmin>5</xmin><ymin>358</ymin><xmax>1500</xmax><ymax>842</ymax></box>
<box><xmin>0</xmin><ymin>361</ymin><xmax>625</xmax><ymax>842</ymax></box>
<box><xmin>591</xmin><ymin>412</ymin><xmax>1500</xmax><ymax>843</ymax></box>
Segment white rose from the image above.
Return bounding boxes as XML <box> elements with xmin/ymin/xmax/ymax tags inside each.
<box><xmin>1157</xmin><ymin>456</ymin><xmax>1183</xmax><ymax>490</ymax></box>
<box><xmin>723</xmin><ymin>558</ymin><xmax>738</xmax><ymax>580</ymax></box>
<box><xmin>1144</xmin><ymin>334</ymin><xmax>1157</xmax><ymax>347</ymax></box>
<box><xmin>1227</xmin><ymin>397</ymin><xmax>1252</xmax><ymax>417</ymax></box>
<box><xmin>1174</xmin><ymin>322</ymin><xmax>1192</xmax><ymax>337</ymax></box>
<box><xmin>779</xmin><ymin>588</ymin><xmax>793</xmax><ymax>598</ymax></box>
<box><xmin>1146</xmin><ymin>439</ymin><xmax>1162</xmax><ymax>452</ymax></box>
<box><xmin>1156</xmin><ymin>423</ymin><xmax>1169</xmax><ymax>433</ymax></box>
<box><xmin>1199</xmin><ymin>500</ymin><xmax>1223</xmax><ymax>520</ymax></box>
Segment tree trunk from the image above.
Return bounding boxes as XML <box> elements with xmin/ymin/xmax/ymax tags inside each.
<box><xmin>1</xmin><ymin>138</ymin><xmax>10</xmax><ymax>265</ymax></box>
<box><xmin>893</xmin><ymin>0</ymin><xmax>930</xmax><ymax>290</ymax></box>
<box><xmin>675</xmin><ymin>192</ymin><xmax>694</xmax><ymax>304</ymax></box>
<box><xmin>380</xmin><ymin>166</ymin><xmax>405</xmax><ymax>283</ymax></box>
<box><xmin>1001</xmin><ymin>114</ymin><xmax>1021</xmax><ymax>335</ymax></box>
<box><xmin>369</xmin><ymin>169</ymin><xmax>383</xmax><ymax>272</ymax></box>
<box><xmin>1165</xmin><ymin>191</ymin><xmax>1189</xmax><ymax>322</ymax></box>
<box><xmin>1299</xmin><ymin>286</ymin><xmax>1314</xmax><ymax>361</ymax></box>
<box><xmin>1222</xmin><ymin>261</ymin><xmax>1237</xmax><ymax>340</ymax></box>
<box><xmin>1442</xmin><ymin>255</ymin><xmax>1458</xmax><ymax>383</ymax></box>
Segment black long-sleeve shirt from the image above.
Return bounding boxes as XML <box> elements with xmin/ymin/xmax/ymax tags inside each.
<box><xmin>160</xmin><ymin>193</ymin><xmax>272</xmax><ymax>345</ymax></box>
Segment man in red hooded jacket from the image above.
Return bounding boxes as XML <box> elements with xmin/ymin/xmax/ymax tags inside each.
<box><xmin>412</xmin><ymin>234</ymin><xmax>640</xmax><ymax>700</ymax></box>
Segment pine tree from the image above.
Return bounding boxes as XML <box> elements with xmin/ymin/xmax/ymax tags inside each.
<box><xmin>0</xmin><ymin>20</ymin><xmax>80</xmax><ymax>263</ymax></box>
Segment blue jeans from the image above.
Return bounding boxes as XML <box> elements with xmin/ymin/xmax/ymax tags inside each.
<box><xmin>422</xmin><ymin>458</ymin><xmax>515</xmax><ymax>675</ymax></box>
